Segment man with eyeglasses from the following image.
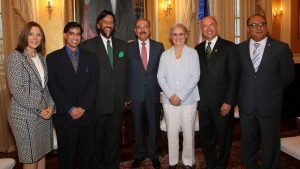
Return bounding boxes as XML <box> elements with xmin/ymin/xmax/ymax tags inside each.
<box><xmin>238</xmin><ymin>14</ymin><xmax>295</xmax><ymax>169</ymax></box>
<box><xmin>81</xmin><ymin>10</ymin><xmax>128</xmax><ymax>169</ymax></box>
<box><xmin>127</xmin><ymin>18</ymin><xmax>164</xmax><ymax>169</ymax></box>
<box><xmin>195</xmin><ymin>16</ymin><xmax>239</xmax><ymax>169</ymax></box>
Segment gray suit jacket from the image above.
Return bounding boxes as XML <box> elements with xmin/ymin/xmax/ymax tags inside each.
<box><xmin>238</xmin><ymin>37</ymin><xmax>295</xmax><ymax>116</ymax></box>
<box><xmin>7</xmin><ymin>50</ymin><xmax>54</xmax><ymax>119</ymax></box>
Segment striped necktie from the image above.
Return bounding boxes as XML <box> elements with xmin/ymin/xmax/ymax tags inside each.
<box><xmin>252</xmin><ymin>42</ymin><xmax>260</xmax><ymax>72</ymax></box>
<box><xmin>205</xmin><ymin>41</ymin><xmax>212</xmax><ymax>60</ymax></box>
<box><xmin>71</xmin><ymin>51</ymin><xmax>78</xmax><ymax>73</ymax></box>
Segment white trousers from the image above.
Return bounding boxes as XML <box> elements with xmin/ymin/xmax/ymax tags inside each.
<box><xmin>163</xmin><ymin>103</ymin><xmax>197</xmax><ymax>166</ymax></box>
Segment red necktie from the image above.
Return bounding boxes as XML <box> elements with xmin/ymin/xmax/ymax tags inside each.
<box><xmin>141</xmin><ymin>42</ymin><xmax>147</xmax><ymax>70</ymax></box>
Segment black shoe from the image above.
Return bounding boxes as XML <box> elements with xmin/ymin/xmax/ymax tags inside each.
<box><xmin>168</xmin><ymin>164</ymin><xmax>177</xmax><ymax>169</ymax></box>
<box><xmin>151</xmin><ymin>158</ymin><xmax>160</xmax><ymax>169</ymax></box>
<box><xmin>132</xmin><ymin>157</ymin><xmax>145</xmax><ymax>168</ymax></box>
<box><xmin>184</xmin><ymin>165</ymin><xmax>192</xmax><ymax>169</ymax></box>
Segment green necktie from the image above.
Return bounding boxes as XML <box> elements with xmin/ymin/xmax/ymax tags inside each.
<box><xmin>107</xmin><ymin>39</ymin><xmax>113</xmax><ymax>68</ymax></box>
<box><xmin>205</xmin><ymin>41</ymin><xmax>212</xmax><ymax>60</ymax></box>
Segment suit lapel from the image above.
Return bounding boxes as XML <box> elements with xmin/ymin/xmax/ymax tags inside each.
<box><xmin>197</xmin><ymin>42</ymin><xmax>206</xmax><ymax>63</ymax></box>
<box><xmin>243</xmin><ymin>40</ymin><xmax>256</xmax><ymax>72</ymax></box>
<box><xmin>38</xmin><ymin>54</ymin><xmax>48</xmax><ymax>85</ymax></box>
<box><xmin>24</xmin><ymin>52</ymin><xmax>43</xmax><ymax>87</ymax></box>
<box><xmin>147</xmin><ymin>40</ymin><xmax>156</xmax><ymax>72</ymax></box>
<box><xmin>208</xmin><ymin>38</ymin><xmax>221</xmax><ymax>61</ymax></box>
<box><xmin>256</xmin><ymin>38</ymin><xmax>272</xmax><ymax>73</ymax></box>
<box><xmin>77</xmin><ymin>49</ymin><xmax>86</xmax><ymax>74</ymax></box>
<box><xmin>61</xmin><ymin>47</ymin><xmax>78</xmax><ymax>74</ymax></box>
<box><xmin>112</xmin><ymin>38</ymin><xmax>118</xmax><ymax>71</ymax></box>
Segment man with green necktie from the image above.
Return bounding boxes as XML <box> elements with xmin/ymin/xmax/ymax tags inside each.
<box><xmin>81</xmin><ymin>10</ymin><xmax>129</xmax><ymax>169</ymax></box>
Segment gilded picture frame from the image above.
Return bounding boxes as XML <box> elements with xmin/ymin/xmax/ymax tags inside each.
<box><xmin>74</xmin><ymin>0</ymin><xmax>145</xmax><ymax>41</ymax></box>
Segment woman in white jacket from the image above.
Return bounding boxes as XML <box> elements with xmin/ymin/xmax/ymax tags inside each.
<box><xmin>157</xmin><ymin>23</ymin><xmax>200</xmax><ymax>169</ymax></box>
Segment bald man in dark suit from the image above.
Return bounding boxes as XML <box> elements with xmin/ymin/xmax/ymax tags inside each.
<box><xmin>195</xmin><ymin>16</ymin><xmax>239</xmax><ymax>169</ymax></box>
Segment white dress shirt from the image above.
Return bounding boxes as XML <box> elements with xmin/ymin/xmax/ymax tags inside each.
<box><xmin>205</xmin><ymin>36</ymin><xmax>218</xmax><ymax>51</ymax></box>
<box><xmin>31</xmin><ymin>54</ymin><xmax>45</xmax><ymax>88</ymax></box>
<box><xmin>249</xmin><ymin>37</ymin><xmax>268</xmax><ymax>68</ymax></box>
<box><xmin>100</xmin><ymin>34</ymin><xmax>113</xmax><ymax>54</ymax></box>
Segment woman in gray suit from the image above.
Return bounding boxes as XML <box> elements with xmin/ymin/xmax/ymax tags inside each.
<box><xmin>6</xmin><ymin>22</ymin><xmax>54</xmax><ymax>169</ymax></box>
<box><xmin>157</xmin><ymin>23</ymin><xmax>200</xmax><ymax>169</ymax></box>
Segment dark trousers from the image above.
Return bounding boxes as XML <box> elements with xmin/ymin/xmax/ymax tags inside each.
<box><xmin>95</xmin><ymin>111</ymin><xmax>122</xmax><ymax>169</ymax></box>
<box><xmin>56</xmin><ymin>125</ymin><xmax>96</xmax><ymax>169</ymax></box>
<box><xmin>199</xmin><ymin>105</ymin><xmax>234</xmax><ymax>169</ymax></box>
<box><xmin>131</xmin><ymin>101</ymin><xmax>160</xmax><ymax>159</ymax></box>
<box><xmin>240</xmin><ymin>112</ymin><xmax>280</xmax><ymax>169</ymax></box>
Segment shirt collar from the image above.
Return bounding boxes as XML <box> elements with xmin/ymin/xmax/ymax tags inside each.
<box><xmin>65</xmin><ymin>46</ymin><xmax>79</xmax><ymax>59</ymax></box>
<box><xmin>250</xmin><ymin>37</ymin><xmax>268</xmax><ymax>46</ymax></box>
<box><xmin>100</xmin><ymin>34</ymin><xmax>112</xmax><ymax>44</ymax></box>
<box><xmin>206</xmin><ymin>36</ymin><xmax>218</xmax><ymax>47</ymax></box>
<box><xmin>138</xmin><ymin>38</ymin><xmax>150</xmax><ymax>45</ymax></box>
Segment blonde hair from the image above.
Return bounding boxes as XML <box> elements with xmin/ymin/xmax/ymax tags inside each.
<box><xmin>169</xmin><ymin>23</ymin><xmax>188</xmax><ymax>44</ymax></box>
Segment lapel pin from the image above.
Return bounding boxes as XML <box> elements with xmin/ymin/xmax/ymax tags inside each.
<box><xmin>118</xmin><ymin>51</ymin><xmax>124</xmax><ymax>58</ymax></box>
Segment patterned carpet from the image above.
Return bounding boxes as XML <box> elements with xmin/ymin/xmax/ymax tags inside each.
<box><xmin>120</xmin><ymin>141</ymin><xmax>300</xmax><ymax>169</ymax></box>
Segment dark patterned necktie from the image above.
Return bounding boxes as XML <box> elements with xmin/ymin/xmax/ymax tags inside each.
<box><xmin>107</xmin><ymin>40</ymin><xmax>114</xmax><ymax>69</ymax></box>
<box><xmin>205</xmin><ymin>41</ymin><xmax>212</xmax><ymax>60</ymax></box>
<box><xmin>71</xmin><ymin>51</ymin><xmax>78</xmax><ymax>73</ymax></box>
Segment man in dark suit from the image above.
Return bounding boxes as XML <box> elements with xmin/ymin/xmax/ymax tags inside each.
<box><xmin>47</xmin><ymin>22</ymin><xmax>98</xmax><ymax>169</ymax></box>
<box><xmin>238</xmin><ymin>14</ymin><xmax>295</xmax><ymax>169</ymax></box>
<box><xmin>195</xmin><ymin>16</ymin><xmax>239</xmax><ymax>169</ymax></box>
<box><xmin>80</xmin><ymin>10</ymin><xmax>128</xmax><ymax>169</ymax></box>
<box><xmin>127</xmin><ymin>18</ymin><xmax>164</xmax><ymax>169</ymax></box>
<box><xmin>85</xmin><ymin>0</ymin><xmax>136</xmax><ymax>42</ymax></box>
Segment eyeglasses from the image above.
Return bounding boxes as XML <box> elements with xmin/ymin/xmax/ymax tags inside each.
<box><xmin>248</xmin><ymin>22</ymin><xmax>267</xmax><ymax>29</ymax></box>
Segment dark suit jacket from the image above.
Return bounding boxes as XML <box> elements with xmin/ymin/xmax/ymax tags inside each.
<box><xmin>47</xmin><ymin>47</ymin><xmax>98</xmax><ymax>128</ymax></box>
<box><xmin>87</xmin><ymin>0</ymin><xmax>136</xmax><ymax>41</ymax></box>
<box><xmin>195</xmin><ymin>37</ymin><xmax>239</xmax><ymax>109</ymax></box>
<box><xmin>127</xmin><ymin>39</ymin><xmax>164</xmax><ymax>103</ymax></box>
<box><xmin>237</xmin><ymin>37</ymin><xmax>295</xmax><ymax>116</ymax></box>
<box><xmin>81</xmin><ymin>36</ymin><xmax>128</xmax><ymax>115</ymax></box>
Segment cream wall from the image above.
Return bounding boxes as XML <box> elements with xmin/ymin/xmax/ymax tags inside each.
<box><xmin>39</xmin><ymin>0</ymin><xmax>65</xmax><ymax>55</ymax></box>
<box><xmin>156</xmin><ymin>0</ymin><xmax>177</xmax><ymax>49</ymax></box>
<box><xmin>155</xmin><ymin>0</ymin><xmax>199</xmax><ymax>49</ymax></box>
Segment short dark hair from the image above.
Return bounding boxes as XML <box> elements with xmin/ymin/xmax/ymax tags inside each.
<box><xmin>16</xmin><ymin>21</ymin><xmax>46</xmax><ymax>55</ymax></box>
<box><xmin>135</xmin><ymin>18</ymin><xmax>151</xmax><ymax>27</ymax></box>
<box><xmin>96</xmin><ymin>10</ymin><xmax>115</xmax><ymax>34</ymax></box>
<box><xmin>247</xmin><ymin>14</ymin><xmax>267</xmax><ymax>25</ymax></box>
<box><xmin>63</xmin><ymin>22</ymin><xmax>83</xmax><ymax>34</ymax></box>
